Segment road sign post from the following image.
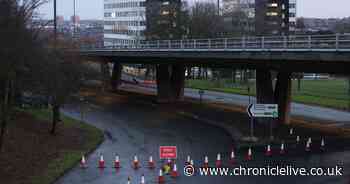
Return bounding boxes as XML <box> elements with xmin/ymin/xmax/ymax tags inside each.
<box><xmin>247</xmin><ymin>104</ymin><xmax>278</xmax><ymax>140</ymax></box>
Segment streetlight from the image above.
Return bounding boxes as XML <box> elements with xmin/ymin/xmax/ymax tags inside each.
<box><xmin>73</xmin><ymin>0</ymin><xmax>77</xmax><ymax>37</ymax></box>
<box><xmin>54</xmin><ymin>0</ymin><xmax>57</xmax><ymax>45</ymax></box>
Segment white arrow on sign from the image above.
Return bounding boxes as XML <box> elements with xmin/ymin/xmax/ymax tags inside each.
<box><xmin>247</xmin><ymin>104</ymin><xmax>278</xmax><ymax>118</ymax></box>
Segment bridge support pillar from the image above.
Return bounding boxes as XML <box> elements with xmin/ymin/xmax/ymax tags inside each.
<box><xmin>111</xmin><ymin>63</ymin><xmax>122</xmax><ymax>91</ymax></box>
<box><xmin>100</xmin><ymin>62</ymin><xmax>110</xmax><ymax>92</ymax></box>
<box><xmin>256</xmin><ymin>69</ymin><xmax>274</xmax><ymax>103</ymax></box>
<box><xmin>274</xmin><ymin>72</ymin><xmax>292</xmax><ymax>125</ymax></box>
<box><xmin>156</xmin><ymin>64</ymin><xmax>174</xmax><ymax>103</ymax></box>
<box><xmin>171</xmin><ymin>64</ymin><xmax>185</xmax><ymax>101</ymax></box>
<box><xmin>156</xmin><ymin>64</ymin><xmax>185</xmax><ymax>103</ymax></box>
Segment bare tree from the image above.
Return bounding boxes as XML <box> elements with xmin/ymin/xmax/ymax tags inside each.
<box><xmin>188</xmin><ymin>2</ymin><xmax>223</xmax><ymax>38</ymax></box>
<box><xmin>0</xmin><ymin>0</ymin><xmax>47</xmax><ymax>151</ymax></box>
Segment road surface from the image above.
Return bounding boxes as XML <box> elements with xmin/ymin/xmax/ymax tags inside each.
<box><xmin>55</xmin><ymin>94</ymin><xmax>349</xmax><ymax>184</ymax></box>
<box><xmin>121</xmin><ymin>82</ymin><xmax>350</xmax><ymax>125</ymax></box>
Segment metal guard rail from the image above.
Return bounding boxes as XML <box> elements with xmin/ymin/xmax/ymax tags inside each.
<box><xmin>81</xmin><ymin>34</ymin><xmax>350</xmax><ymax>51</ymax></box>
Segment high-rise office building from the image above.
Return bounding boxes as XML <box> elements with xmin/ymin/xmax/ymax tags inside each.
<box><xmin>223</xmin><ymin>0</ymin><xmax>296</xmax><ymax>35</ymax></box>
<box><xmin>145</xmin><ymin>0</ymin><xmax>184</xmax><ymax>40</ymax></box>
<box><xmin>103</xmin><ymin>0</ymin><xmax>146</xmax><ymax>46</ymax></box>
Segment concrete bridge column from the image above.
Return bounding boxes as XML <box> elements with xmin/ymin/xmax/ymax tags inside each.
<box><xmin>274</xmin><ymin>72</ymin><xmax>292</xmax><ymax>125</ymax></box>
<box><xmin>100</xmin><ymin>62</ymin><xmax>110</xmax><ymax>92</ymax></box>
<box><xmin>256</xmin><ymin>69</ymin><xmax>274</xmax><ymax>103</ymax></box>
<box><xmin>111</xmin><ymin>63</ymin><xmax>122</xmax><ymax>91</ymax></box>
<box><xmin>156</xmin><ymin>64</ymin><xmax>174</xmax><ymax>103</ymax></box>
<box><xmin>156</xmin><ymin>64</ymin><xmax>185</xmax><ymax>103</ymax></box>
<box><xmin>171</xmin><ymin>64</ymin><xmax>185</xmax><ymax>101</ymax></box>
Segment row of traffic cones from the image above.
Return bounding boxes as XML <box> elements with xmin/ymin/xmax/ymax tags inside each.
<box><xmin>81</xmin><ymin>137</ymin><xmax>325</xmax><ymax>169</ymax></box>
<box><xmin>81</xmin><ymin>154</ymin><xmax>158</xmax><ymax>169</ymax></box>
<box><xmin>181</xmin><ymin>138</ymin><xmax>325</xmax><ymax>167</ymax></box>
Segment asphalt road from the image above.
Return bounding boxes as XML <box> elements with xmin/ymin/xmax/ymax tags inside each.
<box><xmin>121</xmin><ymin>83</ymin><xmax>350</xmax><ymax>125</ymax></box>
<box><xmin>54</xmin><ymin>95</ymin><xmax>350</xmax><ymax>184</ymax></box>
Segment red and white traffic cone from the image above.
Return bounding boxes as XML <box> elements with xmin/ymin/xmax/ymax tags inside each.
<box><xmin>171</xmin><ymin>163</ymin><xmax>178</xmax><ymax>178</ymax></box>
<box><xmin>289</xmin><ymin>128</ymin><xmax>294</xmax><ymax>135</ymax></box>
<box><xmin>127</xmin><ymin>177</ymin><xmax>131</xmax><ymax>184</ymax></box>
<box><xmin>308</xmin><ymin>137</ymin><xmax>312</xmax><ymax>145</ymax></box>
<box><xmin>265</xmin><ymin>145</ymin><xmax>272</xmax><ymax>157</ymax></box>
<box><xmin>296</xmin><ymin>136</ymin><xmax>300</xmax><ymax>144</ymax></box>
<box><xmin>114</xmin><ymin>154</ymin><xmax>120</xmax><ymax>168</ymax></box>
<box><xmin>98</xmin><ymin>154</ymin><xmax>105</xmax><ymax>168</ymax></box>
<box><xmin>305</xmin><ymin>141</ymin><xmax>311</xmax><ymax>152</ymax></box>
<box><xmin>158</xmin><ymin>169</ymin><xmax>165</xmax><ymax>184</ymax></box>
<box><xmin>280</xmin><ymin>142</ymin><xmax>286</xmax><ymax>155</ymax></box>
<box><xmin>229</xmin><ymin>150</ymin><xmax>236</xmax><ymax>166</ymax></box>
<box><xmin>80</xmin><ymin>155</ymin><xmax>88</xmax><ymax>168</ymax></box>
<box><xmin>148</xmin><ymin>156</ymin><xmax>155</xmax><ymax>169</ymax></box>
<box><xmin>190</xmin><ymin>159</ymin><xmax>194</xmax><ymax>167</ymax></box>
<box><xmin>320</xmin><ymin>138</ymin><xmax>325</xmax><ymax>152</ymax></box>
<box><xmin>185</xmin><ymin>155</ymin><xmax>191</xmax><ymax>165</ymax></box>
<box><xmin>215</xmin><ymin>153</ymin><xmax>222</xmax><ymax>167</ymax></box>
<box><xmin>246</xmin><ymin>148</ymin><xmax>252</xmax><ymax>161</ymax></box>
<box><xmin>140</xmin><ymin>174</ymin><xmax>145</xmax><ymax>184</ymax></box>
<box><xmin>133</xmin><ymin>155</ymin><xmax>139</xmax><ymax>169</ymax></box>
<box><xmin>203</xmin><ymin>156</ymin><xmax>209</xmax><ymax>168</ymax></box>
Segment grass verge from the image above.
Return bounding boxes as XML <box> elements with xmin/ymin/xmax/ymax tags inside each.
<box><xmin>186</xmin><ymin>79</ymin><xmax>350</xmax><ymax>110</ymax></box>
<box><xmin>0</xmin><ymin>108</ymin><xmax>104</xmax><ymax>184</ymax></box>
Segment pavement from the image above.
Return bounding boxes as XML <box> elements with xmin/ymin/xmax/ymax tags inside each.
<box><xmin>54</xmin><ymin>92</ymin><xmax>350</xmax><ymax>184</ymax></box>
<box><xmin>120</xmin><ymin>82</ymin><xmax>350</xmax><ymax>126</ymax></box>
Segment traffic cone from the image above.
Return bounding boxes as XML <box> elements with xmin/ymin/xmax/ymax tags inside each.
<box><xmin>158</xmin><ymin>169</ymin><xmax>165</xmax><ymax>184</ymax></box>
<box><xmin>215</xmin><ymin>153</ymin><xmax>222</xmax><ymax>167</ymax></box>
<box><xmin>280</xmin><ymin>142</ymin><xmax>286</xmax><ymax>155</ymax></box>
<box><xmin>203</xmin><ymin>156</ymin><xmax>209</xmax><ymax>168</ymax></box>
<box><xmin>289</xmin><ymin>128</ymin><xmax>294</xmax><ymax>135</ymax></box>
<box><xmin>148</xmin><ymin>156</ymin><xmax>155</xmax><ymax>169</ymax></box>
<box><xmin>114</xmin><ymin>154</ymin><xmax>120</xmax><ymax>168</ymax></box>
<box><xmin>171</xmin><ymin>163</ymin><xmax>178</xmax><ymax>178</ymax></box>
<box><xmin>185</xmin><ymin>155</ymin><xmax>191</xmax><ymax>165</ymax></box>
<box><xmin>80</xmin><ymin>155</ymin><xmax>88</xmax><ymax>168</ymax></box>
<box><xmin>320</xmin><ymin>138</ymin><xmax>325</xmax><ymax>151</ymax></box>
<box><xmin>245</xmin><ymin>148</ymin><xmax>252</xmax><ymax>161</ymax></box>
<box><xmin>98</xmin><ymin>154</ymin><xmax>105</xmax><ymax>168</ymax></box>
<box><xmin>133</xmin><ymin>155</ymin><xmax>139</xmax><ymax>169</ymax></box>
<box><xmin>308</xmin><ymin>137</ymin><xmax>312</xmax><ymax>145</ymax></box>
<box><xmin>265</xmin><ymin>145</ymin><xmax>272</xmax><ymax>157</ymax></box>
<box><xmin>190</xmin><ymin>159</ymin><xmax>194</xmax><ymax>167</ymax></box>
<box><xmin>305</xmin><ymin>141</ymin><xmax>311</xmax><ymax>152</ymax></box>
<box><xmin>127</xmin><ymin>177</ymin><xmax>131</xmax><ymax>184</ymax></box>
<box><xmin>140</xmin><ymin>174</ymin><xmax>145</xmax><ymax>184</ymax></box>
<box><xmin>296</xmin><ymin>136</ymin><xmax>300</xmax><ymax>144</ymax></box>
<box><xmin>229</xmin><ymin>150</ymin><xmax>235</xmax><ymax>166</ymax></box>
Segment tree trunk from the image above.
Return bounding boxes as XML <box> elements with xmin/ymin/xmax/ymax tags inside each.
<box><xmin>50</xmin><ymin>104</ymin><xmax>60</xmax><ymax>135</ymax></box>
<box><xmin>204</xmin><ymin>68</ymin><xmax>208</xmax><ymax>80</ymax></box>
<box><xmin>145</xmin><ymin>65</ymin><xmax>151</xmax><ymax>80</ymax></box>
<box><xmin>197</xmin><ymin>67</ymin><xmax>202</xmax><ymax>79</ymax></box>
<box><xmin>297</xmin><ymin>78</ymin><xmax>301</xmax><ymax>92</ymax></box>
<box><xmin>348</xmin><ymin>77</ymin><xmax>350</xmax><ymax>95</ymax></box>
<box><xmin>0</xmin><ymin>78</ymin><xmax>10</xmax><ymax>151</ymax></box>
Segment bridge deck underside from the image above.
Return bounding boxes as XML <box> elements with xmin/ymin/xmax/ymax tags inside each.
<box><xmin>81</xmin><ymin>51</ymin><xmax>350</xmax><ymax>74</ymax></box>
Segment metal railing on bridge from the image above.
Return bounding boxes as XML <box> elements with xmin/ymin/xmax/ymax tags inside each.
<box><xmin>81</xmin><ymin>34</ymin><xmax>350</xmax><ymax>52</ymax></box>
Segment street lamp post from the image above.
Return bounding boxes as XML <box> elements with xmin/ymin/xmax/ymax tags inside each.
<box><xmin>73</xmin><ymin>0</ymin><xmax>76</xmax><ymax>37</ymax></box>
<box><xmin>54</xmin><ymin>0</ymin><xmax>57</xmax><ymax>45</ymax></box>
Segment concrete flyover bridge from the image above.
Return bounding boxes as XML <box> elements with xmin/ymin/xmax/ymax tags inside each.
<box><xmin>79</xmin><ymin>34</ymin><xmax>350</xmax><ymax>125</ymax></box>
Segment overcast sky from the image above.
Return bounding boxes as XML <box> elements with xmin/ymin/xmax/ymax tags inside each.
<box><xmin>38</xmin><ymin>0</ymin><xmax>350</xmax><ymax>20</ymax></box>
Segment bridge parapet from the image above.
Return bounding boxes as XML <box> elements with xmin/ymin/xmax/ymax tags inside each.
<box><xmin>82</xmin><ymin>34</ymin><xmax>350</xmax><ymax>52</ymax></box>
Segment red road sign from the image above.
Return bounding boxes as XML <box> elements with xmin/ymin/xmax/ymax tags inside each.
<box><xmin>159</xmin><ymin>146</ymin><xmax>177</xmax><ymax>159</ymax></box>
